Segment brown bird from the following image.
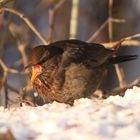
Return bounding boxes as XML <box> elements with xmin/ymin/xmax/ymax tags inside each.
<box><xmin>26</xmin><ymin>39</ymin><xmax>137</xmax><ymax>104</ymax></box>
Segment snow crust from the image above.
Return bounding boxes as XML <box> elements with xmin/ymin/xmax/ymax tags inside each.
<box><xmin>0</xmin><ymin>86</ymin><xmax>140</xmax><ymax>140</ymax></box>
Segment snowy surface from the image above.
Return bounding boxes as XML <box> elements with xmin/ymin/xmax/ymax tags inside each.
<box><xmin>0</xmin><ymin>87</ymin><xmax>140</xmax><ymax>140</ymax></box>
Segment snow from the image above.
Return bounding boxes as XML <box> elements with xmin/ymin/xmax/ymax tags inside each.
<box><xmin>0</xmin><ymin>86</ymin><xmax>140</xmax><ymax>140</ymax></box>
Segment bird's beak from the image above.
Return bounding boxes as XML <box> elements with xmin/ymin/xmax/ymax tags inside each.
<box><xmin>31</xmin><ymin>65</ymin><xmax>42</xmax><ymax>82</ymax></box>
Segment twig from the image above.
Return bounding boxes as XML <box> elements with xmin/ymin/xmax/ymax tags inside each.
<box><xmin>113</xmin><ymin>33</ymin><xmax>140</xmax><ymax>50</ymax></box>
<box><xmin>69</xmin><ymin>0</ymin><xmax>79</xmax><ymax>39</ymax></box>
<box><xmin>87</xmin><ymin>18</ymin><xmax>125</xmax><ymax>43</ymax></box>
<box><xmin>108</xmin><ymin>0</ymin><xmax>126</xmax><ymax>88</ymax></box>
<box><xmin>111</xmin><ymin>18</ymin><xmax>126</xmax><ymax>23</ymax></box>
<box><xmin>123</xmin><ymin>33</ymin><xmax>140</xmax><ymax>41</ymax></box>
<box><xmin>4</xmin><ymin>79</ymin><xmax>8</xmax><ymax>108</ymax></box>
<box><xmin>115</xmin><ymin>64</ymin><xmax>126</xmax><ymax>86</ymax></box>
<box><xmin>0</xmin><ymin>9</ymin><xmax>15</xmax><ymax>108</ymax></box>
<box><xmin>0</xmin><ymin>0</ymin><xmax>16</xmax><ymax>58</ymax></box>
<box><xmin>108</xmin><ymin>0</ymin><xmax>113</xmax><ymax>41</ymax></box>
<box><xmin>9</xmin><ymin>23</ymin><xmax>28</xmax><ymax>67</ymax></box>
<box><xmin>114</xmin><ymin>62</ymin><xmax>126</xmax><ymax>88</ymax></box>
<box><xmin>0</xmin><ymin>60</ymin><xmax>26</xmax><ymax>105</ymax></box>
<box><xmin>17</xmin><ymin>43</ymin><xmax>27</xmax><ymax>67</ymax></box>
<box><xmin>108</xmin><ymin>77</ymin><xmax>140</xmax><ymax>96</ymax></box>
<box><xmin>0</xmin><ymin>16</ymin><xmax>12</xmax><ymax>58</ymax></box>
<box><xmin>48</xmin><ymin>0</ymin><xmax>66</xmax><ymax>42</ymax></box>
<box><xmin>0</xmin><ymin>0</ymin><xmax>15</xmax><ymax>6</ymax></box>
<box><xmin>87</xmin><ymin>19</ymin><xmax>108</xmax><ymax>42</ymax></box>
<box><xmin>103</xmin><ymin>39</ymin><xmax>140</xmax><ymax>49</ymax></box>
<box><xmin>102</xmin><ymin>33</ymin><xmax>140</xmax><ymax>49</ymax></box>
<box><xmin>0</xmin><ymin>59</ymin><xmax>25</xmax><ymax>74</ymax></box>
<box><xmin>0</xmin><ymin>7</ymin><xmax>48</xmax><ymax>45</ymax></box>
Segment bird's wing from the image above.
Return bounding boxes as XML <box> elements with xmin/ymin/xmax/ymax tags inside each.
<box><xmin>50</xmin><ymin>40</ymin><xmax>87</xmax><ymax>63</ymax></box>
<box><xmin>49</xmin><ymin>39</ymin><xmax>113</xmax><ymax>68</ymax></box>
<box><xmin>26</xmin><ymin>40</ymin><xmax>113</xmax><ymax>68</ymax></box>
<box><xmin>45</xmin><ymin>40</ymin><xmax>110</xmax><ymax>87</ymax></box>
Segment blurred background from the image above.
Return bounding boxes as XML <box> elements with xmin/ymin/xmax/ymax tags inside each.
<box><xmin>0</xmin><ymin>0</ymin><xmax>139</xmax><ymax>107</ymax></box>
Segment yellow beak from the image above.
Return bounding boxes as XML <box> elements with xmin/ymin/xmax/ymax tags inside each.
<box><xmin>31</xmin><ymin>65</ymin><xmax>42</xmax><ymax>82</ymax></box>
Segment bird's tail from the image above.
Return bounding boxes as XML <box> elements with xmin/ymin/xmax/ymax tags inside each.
<box><xmin>108</xmin><ymin>55</ymin><xmax>138</xmax><ymax>64</ymax></box>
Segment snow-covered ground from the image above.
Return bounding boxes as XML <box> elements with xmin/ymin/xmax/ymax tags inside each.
<box><xmin>0</xmin><ymin>86</ymin><xmax>140</xmax><ymax>140</ymax></box>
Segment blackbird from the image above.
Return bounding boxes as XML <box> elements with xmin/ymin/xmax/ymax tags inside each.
<box><xmin>26</xmin><ymin>39</ymin><xmax>137</xmax><ymax>104</ymax></box>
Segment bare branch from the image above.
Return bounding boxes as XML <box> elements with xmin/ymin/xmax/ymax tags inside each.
<box><xmin>48</xmin><ymin>0</ymin><xmax>66</xmax><ymax>42</ymax></box>
<box><xmin>107</xmin><ymin>0</ymin><xmax>126</xmax><ymax>88</ymax></box>
<box><xmin>111</xmin><ymin>18</ymin><xmax>126</xmax><ymax>23</ymax></box>
<box><xmin>9</xmin><ymin>23</ymin><xmax>28</xmax><ymax>67</ymax></box>
<box><xmin>69</xmin><ymin>0</ymin><xmax>79</xmax><ymax>39</ymax></box>
<box><xmin>87</xmin><ymin>19</ymin><xmax>108</xmax><ymax>42</ymax></box>
<box><xmin>0</xmin><ymin>7</ymin><xmax>48</xmax><ymax>45</ymax></box>
<box><xmin>0</xmin><ymin>0</ymin><xmax>15</xmax><ymax>6</ymax></box>
<box><xmin>124</xmin><ymin>33</ymin><xmax>140</xmax><ymax>41</ymax></box>
<box><xmin>114</xmin><ymin>65</ymin><xmax>126</xmax><ymax>87</ymax></box>
<box><xmin>87</xmin><ymin>17</ymin><xmax>126</xmax><ymax>43</ymax></box>
<box><xmin>108</xmin><ymin>0</ymin><xmax>113</xmax><ymax>41</ymax></box>
<box><xmin>4</xmin><ymin>80</ymin><xmax>8</xmax><ymax>108</ymax></box>
<box><xmin>0</xmin><ymin>59</ymin><xmax>25</xmax><ymax>74</ymax></box>
<box><xmin>0</xmin><ymin>0</ymin><xmax>16</xmax><ymax>58</ymax></box>
<box><xmin>110</xmin><ymin>77</ymin><xmax>140</xmax><ymax>96</ymax></box>
<box><xmin>103</xmin><ymin>39</ymin><xmax>140</xmax><ymax>49</ymax></box>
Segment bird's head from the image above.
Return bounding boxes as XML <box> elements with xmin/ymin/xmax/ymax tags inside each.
<box><xmin>25</xmin><ymin>45</ymin><xmax>47</xmax><ymax>83</ymax></box>
<box><xmin>25</xmin><ymin>44</ymin><xmax>63</xmax><ymax>83</ymax></box>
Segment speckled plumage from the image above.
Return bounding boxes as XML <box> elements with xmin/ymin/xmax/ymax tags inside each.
<box><xmin>26</xmin><ymin>39</ymin><xmax>137</xmax><ymax>104</ymax></box>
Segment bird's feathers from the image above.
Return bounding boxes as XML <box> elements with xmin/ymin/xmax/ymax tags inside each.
<box><xmin>26</xmin><ymin>39</ymin><xmax>138</xmax><ymax>104</ymax></box>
